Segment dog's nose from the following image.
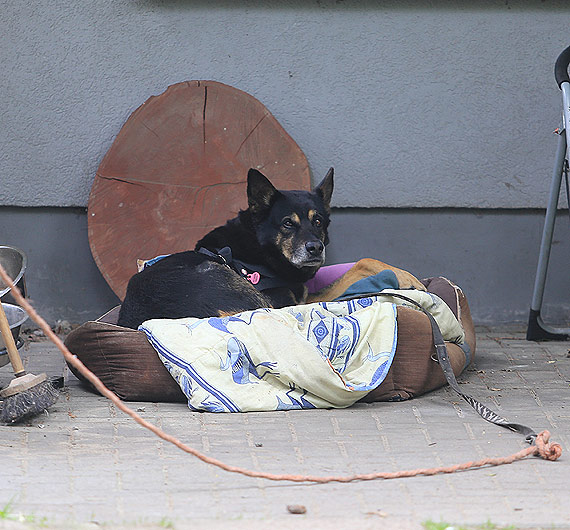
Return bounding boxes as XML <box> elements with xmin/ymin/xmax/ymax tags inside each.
<box><xmin>305</xmin><ymin>240</ymin><xmax>324</xmax><ymax>257</ymax></box>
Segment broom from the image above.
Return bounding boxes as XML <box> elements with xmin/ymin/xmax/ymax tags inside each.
<box><xmin>0</xmin><ymin>270</ymin><xmax>58</xmax><ymax>423</ymax></box>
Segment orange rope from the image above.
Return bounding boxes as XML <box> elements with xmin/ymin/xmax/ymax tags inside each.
<box><xmin>0</xmin><ymin>263</ymin><xmax>561</xmax><ymax>482</ymax></box>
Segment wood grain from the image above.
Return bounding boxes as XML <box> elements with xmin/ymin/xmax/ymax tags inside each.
<box><xmin>88</xmin><ymin>81</ymin><xmax>310</xmax><ymax>299</ymax></box>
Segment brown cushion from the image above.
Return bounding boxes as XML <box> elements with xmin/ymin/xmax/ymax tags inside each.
<box><xmin>64</xmin><ymin>277</ymin><xmax>476</xmax><ymax>404</ymax></box>
<box><xmin>361</xmin><ymin>278</ymin><xmax>476</xmax><ymax>402</ymax></box>
<box><xmin>65</xmin><ymin>307</ymin><xmax>186</xmax><ymax>402</ymax></box>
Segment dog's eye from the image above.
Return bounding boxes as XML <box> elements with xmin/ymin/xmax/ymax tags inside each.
<box><xmin>313</xmin><ymin>218</ymin><xmax>322</xmax><ymax>228</ymax></box>
<box><xmin>282</xmin><ymin>218</ymin><xmax>295</xmax><ymax>229</ymax></box>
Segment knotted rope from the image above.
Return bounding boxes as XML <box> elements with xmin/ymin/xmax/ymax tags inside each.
<box><xmin>0</xmin><ymin>264</ymin><xmax>561</xmax><ymax>483</ymax></box>
<box><xmin>534</xmin><ymin>430</ymin><xmax>562</xmax><ymax>461</ymax></box>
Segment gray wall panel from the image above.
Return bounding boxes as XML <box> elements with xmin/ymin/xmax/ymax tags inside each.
<box><xmin>327</xmin><ymin>208</ymin><xmax>570</xmax><ymax>325</ymax></box>
<box><xmin>1</xmin><ymin>207</ymin><xmax>568</xmax><ymax>326</ymax></box>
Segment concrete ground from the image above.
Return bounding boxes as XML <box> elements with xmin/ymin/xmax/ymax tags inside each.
<box><xmin>0</xmin><ymin>326</ymin><xmax>569</xmax><ymax>530</ymax></box>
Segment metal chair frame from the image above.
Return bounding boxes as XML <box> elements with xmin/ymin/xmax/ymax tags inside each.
<box><xmin>527</xmin><ymin>45</ymin><xmax>570</xmax><ymax>341</ymax></box>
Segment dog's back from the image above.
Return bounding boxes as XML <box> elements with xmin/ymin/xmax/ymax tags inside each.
<box><xmin>117</xmin><ymin>251</ymin><xmax>272</xmax><ymax>329</ymax></box>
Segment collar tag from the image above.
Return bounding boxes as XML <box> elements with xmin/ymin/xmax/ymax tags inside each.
<box><xmin>247</xmin><ymin>271</ymin><xmax>261</xmax><ymax>285</ymax></box>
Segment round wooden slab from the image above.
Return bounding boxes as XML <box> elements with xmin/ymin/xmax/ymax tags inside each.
<box><xmin>88</xmin><ymin>81</ymin><xmax>311</xmax><ymax>299</ymax></box>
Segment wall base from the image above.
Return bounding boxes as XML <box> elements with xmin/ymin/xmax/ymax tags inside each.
<box><xmin>1</xmin><ymin>207</ymin><xmax>568</xmax><ymax>327</ymax></box>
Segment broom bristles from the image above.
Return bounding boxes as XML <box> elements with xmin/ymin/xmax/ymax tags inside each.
<box><xmin>0</xmin><ymin>263</ymin><xmax>59</xmax><ymax>423</ymax></box>
<box><xmin>0</xmin><ymin>379</ymin><xmax>59</xmax><ymax>423</ymax></box>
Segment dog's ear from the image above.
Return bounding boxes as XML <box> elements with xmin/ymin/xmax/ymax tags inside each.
<box><xmin>314</xmin><ymin>167</ymin><xmax>334</xmax><ymax>211</ymax></box>
<box><xmin>247</xmin><ymin>169</ymin><xmax>280</xmax><ymax>213</ymax></box>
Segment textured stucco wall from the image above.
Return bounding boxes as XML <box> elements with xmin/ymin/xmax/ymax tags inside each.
<box><xmin>1</xmin><ymin>0</ymin><xmax>570</xmax><ymax>208</ymax></box>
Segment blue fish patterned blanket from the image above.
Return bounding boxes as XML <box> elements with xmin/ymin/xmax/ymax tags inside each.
<box><xmin>140</xmin><ymin>290</ymin><xmax>465</xmax><ymax>412</ymax></box>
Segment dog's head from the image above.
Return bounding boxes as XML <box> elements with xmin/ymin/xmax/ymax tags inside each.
<box><xmin>247</xmin><ymin>168</ymin><xmax>334</xmax><ymax>279</ymax></box>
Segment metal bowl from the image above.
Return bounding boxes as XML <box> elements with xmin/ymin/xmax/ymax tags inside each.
<box><xmin>0</xmin><ymin>303</ymin><xmax>28</xmax><ymax>352</ymax></box>
<box><xmin>0</xmin><ymin>245</ymin><xmax>27</xmax><ymax>301</ymax></box>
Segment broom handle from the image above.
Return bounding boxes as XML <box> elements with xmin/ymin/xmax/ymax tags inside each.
<box><xmin>0</xmin><ymin>301</ymin><xmax>25</xmax><ymax>375</ymax></box>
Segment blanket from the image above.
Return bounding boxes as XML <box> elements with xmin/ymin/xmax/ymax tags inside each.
<box><xmin>140</xmin><ymin>290</ymin><xmax>465</xmax><ymax>412</ymax></box>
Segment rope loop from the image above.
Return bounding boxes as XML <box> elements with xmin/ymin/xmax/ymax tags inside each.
<box><xmin>534</xmin><ymin>430</ymin><xmax>562</xmax><ymax>461</ymax></box>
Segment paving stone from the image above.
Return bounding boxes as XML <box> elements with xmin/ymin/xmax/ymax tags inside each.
<box><xmin>1</xmin><ymin>330</ymin><xmax>569</xmax><ymax>529</ymax></box>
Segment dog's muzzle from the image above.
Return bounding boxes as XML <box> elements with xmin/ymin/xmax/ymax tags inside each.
<box><xmin>291</xmin><ymin>241</ymin><xmax>326</xmax><ymax>268</ymax></box>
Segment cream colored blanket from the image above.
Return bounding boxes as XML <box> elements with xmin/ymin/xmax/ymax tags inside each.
<box><xmin>140</xmin><ymin>291</ymin><xmax>465</xmax><ymax>412</ymax></box>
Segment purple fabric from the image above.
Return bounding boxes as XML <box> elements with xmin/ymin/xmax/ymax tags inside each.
<box><xmin>305</xmin><ymin>262</ymin><xmax>356</xmax><ymax>294</ymax></box>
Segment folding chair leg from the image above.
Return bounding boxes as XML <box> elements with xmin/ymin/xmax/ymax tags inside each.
<box><xmin>527</xmin><ymin>128</ymin><xmax>569</xmax><ymax>341</ymax></box>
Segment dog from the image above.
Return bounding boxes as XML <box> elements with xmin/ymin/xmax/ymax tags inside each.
<box><xmin>116</xmin><ymin>167</ymin><xmax>334</xmax><ymax>329</ymax></box>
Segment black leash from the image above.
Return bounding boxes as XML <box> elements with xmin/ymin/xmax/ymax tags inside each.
<box><xmin>370</xmin><ymin>292</ymin><xmax>539</xmax><ymax>445</ymax></box>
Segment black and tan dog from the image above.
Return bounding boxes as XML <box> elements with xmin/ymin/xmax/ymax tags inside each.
<box><xmin>117</xmin><ymin>168</ymin><xmax>335</xmax><ymax>329</ymax></box>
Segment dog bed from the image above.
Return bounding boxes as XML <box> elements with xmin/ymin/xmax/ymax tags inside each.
<box><xmin>64</xmin><ymin>273</ymin><xmax>476</xmax><ymax>406</ymax></box>
<box><xmin>77</xmin><ymin>84</ymin><xmax>476</xmax><ymax>408</ymax></box>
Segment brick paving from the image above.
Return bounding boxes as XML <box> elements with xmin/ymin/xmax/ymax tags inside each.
<box><xmin>0</xmin><ymin>326</ymin><xmax>569</xmax><ymax>529</ymax></box>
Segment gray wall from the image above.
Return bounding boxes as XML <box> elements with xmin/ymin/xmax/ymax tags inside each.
<box><xmin>2</xmin><ymin>0</ymin><xmax>570</xmax><ymax>209</ymax></box>
<box><xmin>1</xmin><ymin>207</ymin><xmax>568</xmax><ymax>326</ymax></box>
<box><xmin>1</xmin><ymin>1</ymin><xmax>569</xmax><ymax>326</ymax></box>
